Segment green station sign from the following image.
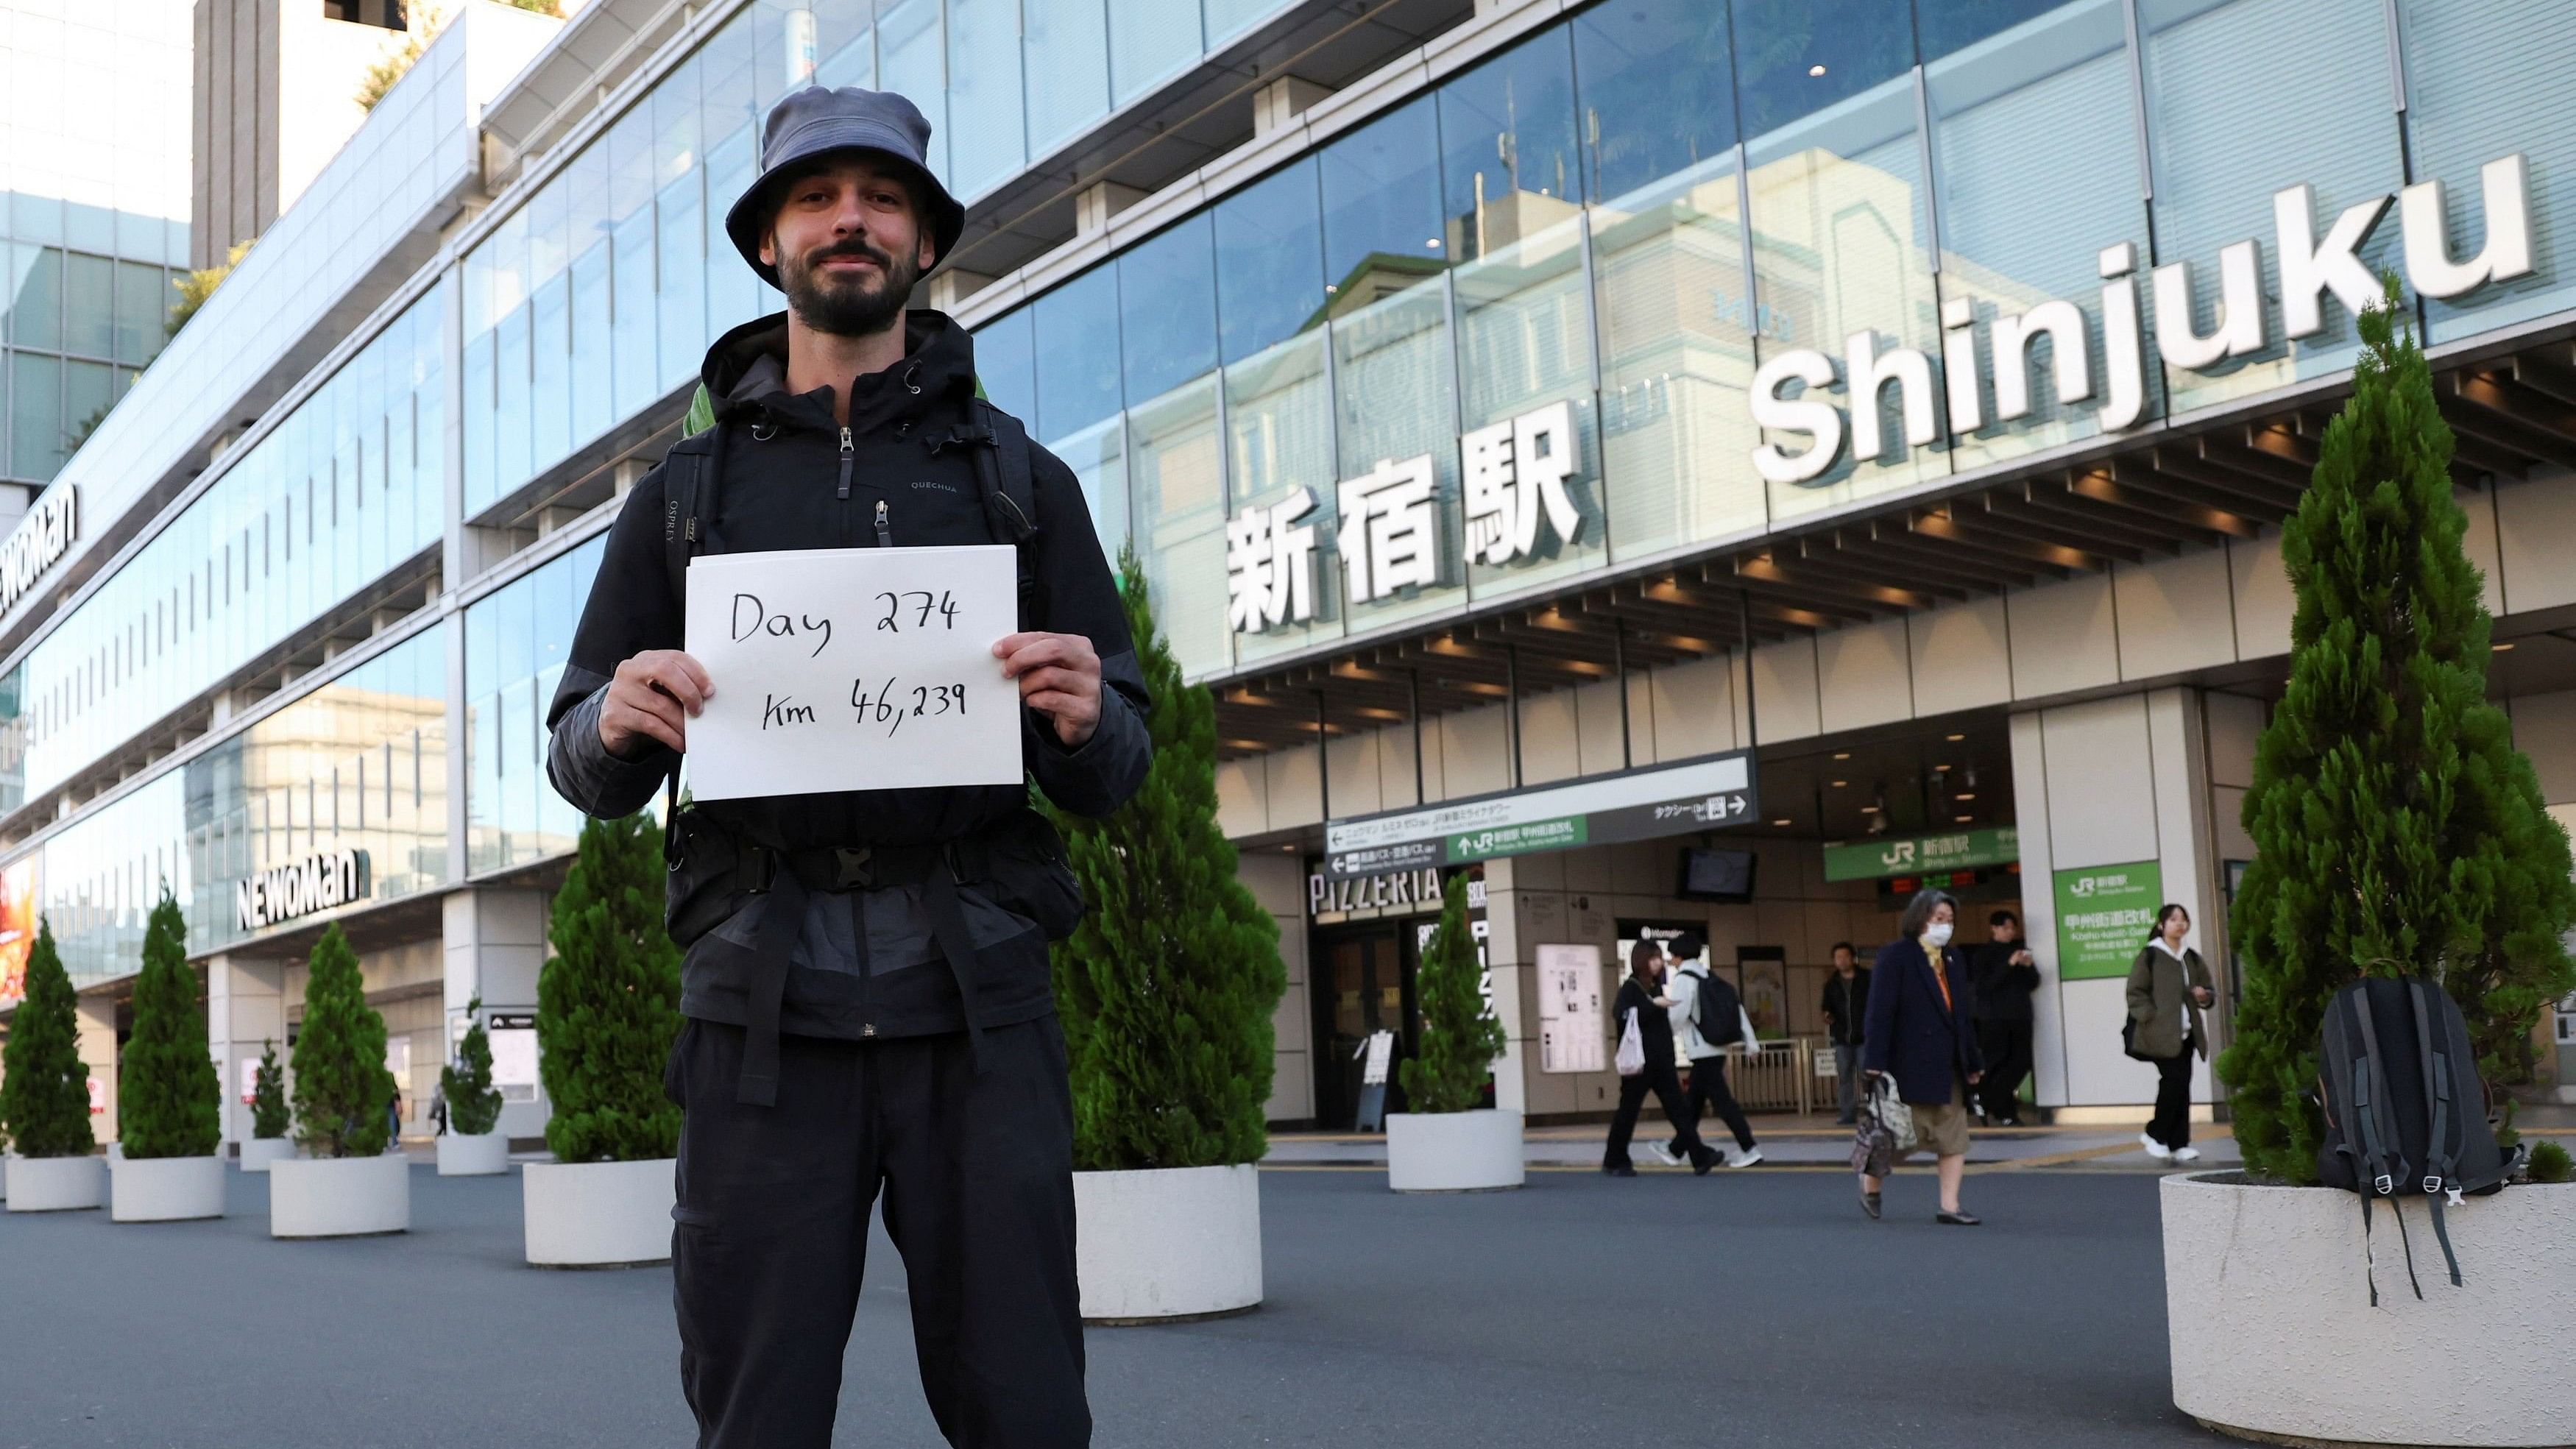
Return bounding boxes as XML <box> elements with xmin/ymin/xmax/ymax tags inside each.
<box><xmin>2053</xmin><ymin>860</ymin><xmax>2162</xmax><ymax>980</ymax></box>
<box><xmin>1822</xmin><ymin>826</ymin><xmax>2019</xmax><ymax>883</ymax></box>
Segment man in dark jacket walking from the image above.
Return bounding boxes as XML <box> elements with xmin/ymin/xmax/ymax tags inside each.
<box><xmin>1968</xmin><ymin>910</ymin><xmax>2041</xmax><ymax>1125</ymax></box>
<box><xmin>1819</xmin><ymin>941</ymin><xmax>1869</xmax><ymax>1124</ymax></box>
<box><xmin>545</xmin><ymin>86</ymin><xmax>1148</xmax><ymax>1449</ymax></box>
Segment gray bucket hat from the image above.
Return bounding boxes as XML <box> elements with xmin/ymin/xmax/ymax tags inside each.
<box><xmin>723</xmin><ymin>85</ymin><xmax>966</xmax><ymax>289</ymax></box>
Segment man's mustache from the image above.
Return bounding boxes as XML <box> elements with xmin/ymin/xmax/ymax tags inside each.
<box><xmin>801</xmin><ymin>239</ymin><xmax>894</xmax><ymax>277</ymax></box>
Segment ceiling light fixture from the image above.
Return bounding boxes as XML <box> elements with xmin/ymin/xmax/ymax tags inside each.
<box><xmin>1945</xmin><ymin>733</ymin><xmax>1965</xmax><ymax>742</ymax></box>
<box><xmin>1955</xmin><ymin>814</ymin><xmax>1974</xmax><ymax>823</ymax></box>
<box><xmin>2493</xmin><ymin>641</ymin><xmax>2516</xmax><ymax>651</ymax></box>
<box><xmin>1772</xmin><ymin>818</ymin><xmax>1792</xmax><ymax>827</ymax></box>
<box><xmin>1808</xmin><ymin>63</ymin><xmax>1827</xmax><ymax>76</ymax></box>
<box><xmin>1953</xmin><ymin>792</ymin><xmax>1975</xmax><ymax>801</ymax></box>
<box><xmin>1831</xmin><ymin>779</ymin><xmax>1847</xmax><ymax>788</ymax></box>
<box><xmin>1833</xmin><ymin>751</ymin><xmax>1851</xmax><ymax>760</ymax></box>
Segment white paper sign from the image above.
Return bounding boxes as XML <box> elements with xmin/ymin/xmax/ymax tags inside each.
<box><xmin>489</xmin><ymin>1028</ymin><xmax>539</xmax><ymax>1102</ymax></box>
<box><xmin>682</xmin><ymin>545</ymin><xmax>1023</xmax><ymax>800</ymax></box>
<box><xmin>1535</xmin><ymin>943</ymin><xmax>1605</xmax><ymax>1074</ymax></box>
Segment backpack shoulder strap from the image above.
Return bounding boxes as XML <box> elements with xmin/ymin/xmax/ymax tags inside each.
<box><xmin>2345</xmin><ymin>985</ymin><xmax>2405</xmax><ymax>1197</ymax></box>
<box><xmin>661</xmin><ymin>423</ymin><xmax>726</xmax><ymax>607</ymax></box>
<box><xmin>966</xmin><ymin>399</ymin><xmax>1042</xmax><ymax>626</ymax></box>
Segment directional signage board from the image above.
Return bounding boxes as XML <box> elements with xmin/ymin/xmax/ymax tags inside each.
<box><xmin>1323</xmin><ymin>751</ymin><xmax>1756</xmax><ymax>880</ymax></box>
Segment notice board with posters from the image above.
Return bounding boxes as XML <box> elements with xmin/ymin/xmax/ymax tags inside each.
<box><xmin>1534</xmin><ymin>943</ymin><xmax>1605</xmax><ymax>1074</ymax></box>
<box><xmin>2053</xmin><ymin>860</ymin><xmax>2162</xmax><ymax>979</ymax></box>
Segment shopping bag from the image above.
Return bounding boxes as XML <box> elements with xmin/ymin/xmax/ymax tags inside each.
<box><xmin>1614</xmin><ymin>1008</ymin><xmax>1645</xmax><ymax>1077</ymax></box>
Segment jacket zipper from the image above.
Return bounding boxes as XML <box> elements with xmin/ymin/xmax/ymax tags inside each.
<box><xmin>836</xmin><ymin>426</ymin><xmax>854</xmax><ymax>501</ymax></box>
<box><xmin>874</xmin><ymin>499</ymin><xmax>893</xmax><ymax>548</ymax></box>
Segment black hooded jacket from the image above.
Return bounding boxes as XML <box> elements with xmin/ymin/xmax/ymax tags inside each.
<box><xmin>544</xmin><ymin>308</ymin><xmax>1150</xmax><ymax>1041</ymax></box>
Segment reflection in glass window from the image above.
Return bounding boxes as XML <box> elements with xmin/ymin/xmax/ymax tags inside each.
<box><xmin>1024</xmin><ymin>0</ymin><xmax>1111</xmax><ymax>157</ymax></box>
<box><xmin>1331</xmin><ymin>278</ymin><xmax>1461</xmax><ymax>637</ymax></box>
<box><xmin>704</xmin><ymin>120</ymin><xmax>768</xmax><ymax>336</ymax></box>
<box><xmin>113</xmin><ymin>260</ymin><xmax>166</xmax><ymax>368</ymax></box>
<box><xmin>877</xmin><ymin>0</ymin><xmax>950</xmax><ymax>182</ymax></box>
<box><xmin>946</xmin><ymin>0</ymin><xmax>1026</xmax><ymax>198</ymax></box>
<box><xmin>10</xmin><ymin>352</ymin><xmax>63</xmax><ymax>479</ymax></box>
<box><xmin>6</xmin><ymin>245</ymin><xmax>62</xmax><ymax>349</ymax></box>
<box><xmin>1744</xmin><ymin>15</ymin><xmax>1943</xmax><ymax>523</ymax></box>
<box><xmin>973</xmin><ymin>306</ymin><xmax>1038</xmax><ymax>425</ymax></box>
<box><xmin>1454</xmin><ymin>210</ymin><xmax>1607</xmax><ymax>603</ymax></box>
<box><xmin>1320</xmin><ymin>99</ymin><xmax>1445</xmax><ymax>309</ymax></box>
<box><xmin>1214</xmin><ymin>158</ymin><xmax>1324</xmax><ymax>364</ymax></box>
<box><xmin>1438</xmin><ymin>29</ymin><xmax>1582</xmax><ymax>266</ymax></box>
<box><xmin>1112</xmin><ymin>0</ymin><xmax>1199</xmax><ymax>103</ymax></box>
<box><xmin>1227</xmin><ymin>327</ymin><xmax>1342</xmax><ymax>665</ymax></box>
<box><xmin>62</xmin><ymin>253</ymin><xmax>113</xmax><ymax>359</ymax></box>
<box><xmin>1132</xmin><ymin>375</ymin><xmax>1227</xmax><ymax>675</ymax></box>
<box><xmin>2394</xmin><ymin>0</ymin><xmax>2576</xmax><ymax>341</ymax></box>
<box><xmin>2140</xmin><ymin>0</ymin><xmax>2402</xmax><ymax>412</ymax></box>
<box><xmin>1929</xmin><ymin>0</ymin><xmax>2150</xmax><ymax>473</ymax></box>
<box><xmin>1033</xmin><ymin>264</ymin><xmax>1122</xmax><ymax>443</ymax></box>
<box><xmin>814</xmin><ymin>0</ymin><xmax>875</xmax><ymax>86</ymax></box>
<box><xmin>1119</xmin><ymin>215</ymin><xmax>1219</xmax><ymax>405</ymax></box>
<box><xmin>1730</xmin><ymin>0</ymin><xmax>1914</xmax><ymax>139</ymax></box>
<box><xmin>1571</xmin><ymin>0</ymin><xmax>1735</xmax><ymax>205</ymax></box>
<box><xmin>467</xmin><ymin>539</ymin><xmax>604</xmax><ymax>874</ymax></box>
<box><xmin>1915</xmin><ymin>0</ymin><xmax>2082</xmax><ymax>62</ymax></box>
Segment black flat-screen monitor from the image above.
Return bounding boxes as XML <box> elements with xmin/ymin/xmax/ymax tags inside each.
<box><xmin>1676</xmin><ymin>846</ymin><xmax>1756</xmax><ymax>903</ymax></box>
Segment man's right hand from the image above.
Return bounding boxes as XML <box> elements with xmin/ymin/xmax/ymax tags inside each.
<box><xmin>600</xmin><ymin>650</ymin><xmax>713</xmax><ymax>759</ymax></box>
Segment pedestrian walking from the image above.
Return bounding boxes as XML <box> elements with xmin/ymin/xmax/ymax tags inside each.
<box><xmin>1603</xmin><ymin>940</ymin><xmax>1720</xmax><ymax>1176</ymax></box>
<box><xmin>2126</xmin><ymin>904</ymin><xmax>2215</xmax><ymax>1163</ymax></box>
<box><xmin>1969</xmin><ymin>910</ymin><xmax>2041</xmax><ymax>1125</ymax></box>
<box><xmin>1858</xmin><ymin>889</ymin><xmax>1986</xmax><ymax>1225</ymax></box>
<box><xmin>1663</xmin><ymin>933</ymin><xmax>1763</xmax><ymax>1167</ymax></box>
<box><xmin>545</xmin><ymin>84</ymin><xmax>1149</xmax><ymax>1449</ymax></box>
<box><xmin>1819</xmin><ymin>941</ymin><xmax>1869</xmax><ymax>1124</ymax></box>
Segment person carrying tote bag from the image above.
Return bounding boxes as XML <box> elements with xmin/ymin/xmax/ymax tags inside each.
<box><xmin>1601</xmin><ymin>940</ymin><xmax>1719</xmax><ymax>1177</ymax></box>
<box><xmin>2126</xmin><ymin>903</ymin><xmax>2215</xmax><ymax>1163</ymax></box>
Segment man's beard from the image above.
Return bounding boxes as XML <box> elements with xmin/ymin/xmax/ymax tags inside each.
<box><xmin>779</xmin><ymin>237</ymin><xmax>920</xmax><ymax>337</ymax></box>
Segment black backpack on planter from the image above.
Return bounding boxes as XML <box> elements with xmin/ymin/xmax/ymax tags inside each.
<box><xmin>2314</xmin><ymin>975</ymin><xmax>2519</xmax><ymax>1304</ymax></box>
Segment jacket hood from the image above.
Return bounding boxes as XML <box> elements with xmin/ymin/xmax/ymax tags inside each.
<box><xmin>698</xmin><ymin>308</ymin><xmax>980</xmax><ymax>433</ymax></box>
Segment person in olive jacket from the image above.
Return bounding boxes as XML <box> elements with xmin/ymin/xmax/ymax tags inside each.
<box><xmin>2126</xmin><ymin>903</ymin><xmax>2215</xmax><ymax>1163</ymax></box>
<box><xmin>1858</xmin><ymin>889</ymin><xmax>1986</xmax><ymax>1225</ymax></box>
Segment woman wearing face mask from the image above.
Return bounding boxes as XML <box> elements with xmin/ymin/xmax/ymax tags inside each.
<box><xmin>2126</xmin><ymin>904</ymin><xmax>2215</xmax><ymax>1162</ymax></box>
<box><xmin>1858</xmin><ymin>889</ymin><xmax>1986</xmax><ymax>1224</ymax></box>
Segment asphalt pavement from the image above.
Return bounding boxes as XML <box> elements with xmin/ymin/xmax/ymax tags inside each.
<box><xmin>0</xmin><ymin>1155</ymin><xmax>2223</xmax><ymax>1449</ymax></box>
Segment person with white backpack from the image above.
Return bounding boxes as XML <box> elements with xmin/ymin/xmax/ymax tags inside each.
<box><xmin>1663</xmin><ymin>932</ymin><xmax>1763</xmax><ymax>1168</ymax></box>
<box><xmin>1602</xmin><ymin>940</ymin><xmax>1721</xmax><ymax>1176</ymax></box>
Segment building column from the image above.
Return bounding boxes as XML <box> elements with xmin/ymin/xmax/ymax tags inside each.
<box><xmin>1478</xmin><ymin>857</ymin><xmax>1531</xmax><ymax>1117</ymax></box>
<box><xmin>442</xmin><ymin>885</ymin><xmax>550</xmax><ymax>1139</ymax></box>
<box><xmin>2010</xmin><ymin>686</ymin><xmax>2229</xmax><ymax>1116</ymax></box>
<box><xmin>205</xmin><ymin>953</ymin><xmax>289</xmax><ymax>1148</ymax></box>
<box><xmin>1236</xmin><ymin>851</ymin><xmax>1314</xmax><ymax>1126</ymax></box>
<box><xmin>76</xmin><ymin>991</ymin><xmax>118</xmax><ymax>1147</ymax></box>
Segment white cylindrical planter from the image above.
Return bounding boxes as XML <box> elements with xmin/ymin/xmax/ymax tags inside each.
<box><xmin>110</xmin><ymin>1155</ymin><xmax>227</xmax><ymax>1222</ymax></box>
<box><xmin>238</xmin><ymin>1138</ymin><xmax>297</xmax><ymax>1174</ymax></box>
<box><xmin>436</xmin><ymin>1132</ymin><xmax>511</xmax><ymax>1177</ymax></box>
<box><xmin>5</xmin><ymin>1154</ymin><xmax>105</xmax><ymax>1212</ymax></box>
<box><xmin>2163</xmin><ymin>1173</ymin><xmax>2576</xmax><ymax>1447</ymax></box>
<box><xmin>270</xmin><ymin>1154</ymin><xmax>411</xmax><ymax>1238</ymax></box>
<box><xmin>1386</xmin><ymin>1110</ymin><xmax>1524</xmax><ymax>1192</ymax></box>
<box><xmin>1074</xmin><ymin>1163</ymin><xmax>1262</xmax><ymax>1323</ymax></box>
<box><xmin>523</xmin><ymin>1158</ymin><xmax>676</xmax><ymax>1267</ymax></box>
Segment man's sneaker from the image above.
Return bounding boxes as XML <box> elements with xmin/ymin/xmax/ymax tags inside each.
<box><xmin>1645</xmin><ymin>1142</ymin><xmax>1682</xmax><ymax>1168</ymax></box>
<box><xmin>2140</xmin><ymin>1133</ymin><xmax>2173</xmax><ymax>1160</ymax></box>
<box><xmin>1727</xmin><ymin>1147</ymin><xmax>1764</xmax><ymax>1168</ymax></box>
<box><xmin>2172</xmin><ymin>1146</ymin><xmax>2202</xmax><ymax>1163</ymax></box>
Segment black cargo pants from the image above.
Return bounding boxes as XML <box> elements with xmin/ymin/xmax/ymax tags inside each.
<box><xmin>667</xmin><ymin>1016</ymin><xmax>1089</xmax><ymax>1448</ymax></box>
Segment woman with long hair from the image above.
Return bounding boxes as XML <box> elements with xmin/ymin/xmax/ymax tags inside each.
<box><xmin>2126</xmin><ymin>903</ymin><xmax>2215</xmax><ymax>1161</ymax></box>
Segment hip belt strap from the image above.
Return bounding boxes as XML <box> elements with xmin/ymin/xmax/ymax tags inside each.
<box><xmin>735</xmin><ymin>865</ymin><xmax>808</xmax><ymax>1108</ymax></box>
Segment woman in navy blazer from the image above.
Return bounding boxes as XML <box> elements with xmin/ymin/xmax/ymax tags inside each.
<box><xmin>1858</xmin><ymin>889</ymin><xmax>1986</xmax><ymax>1225</ymax></box>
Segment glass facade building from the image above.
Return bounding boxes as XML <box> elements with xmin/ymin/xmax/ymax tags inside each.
<box><xmin>2</xmin><ymin>0</ymin><xmax>2574</xmax><ymax>1130</ymax></box>
<box><xmin>0</xmin><ymin>0</ymin><xmax>194</xmax><ymax>488</ymax></box>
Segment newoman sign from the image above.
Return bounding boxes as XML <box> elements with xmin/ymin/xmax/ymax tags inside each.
<box><xmin>0</xmin><ymin>484</ymin><xmax>77</xmax><ymax>616</ymax></box>
<box><xmin>236</xmin><ymin>849</ymin><xmax>370</xmax><ymax>931</ymax></box>
<box><xmin>1749</xmin><ymin>154</ymin><xmax>2535</xmax><ymax>483</ymax></box>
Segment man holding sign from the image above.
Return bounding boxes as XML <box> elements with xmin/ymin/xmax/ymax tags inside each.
<box><xmin>544</xmin><ymin>85</ymin><xmax>1147</xmax><ymax>1449</ymax></box>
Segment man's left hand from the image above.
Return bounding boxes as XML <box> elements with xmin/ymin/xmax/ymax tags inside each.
<box><xmin>994</xmin><ymin>631</ymin><xmax>1103</xmax><ymax>748</ymax></box>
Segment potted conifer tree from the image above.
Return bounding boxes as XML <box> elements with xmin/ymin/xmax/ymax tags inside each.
<box><xmin>271</xmin><ymin>922</ymin><xmax>409</xmax><ymax>1237</ymax></box>
<box><xmin>524</xmin><ymin>809</ymin><xmax>681</xmax><ymax>1266</ymax></box>
<box><xmin>2164</xmin><ymin>286</ymin><xmax>2576</xmax><ymax>1447</ymax></box>
<box><xmin>1048</xmin><ymin>551</ymin><xmax>1285</xmax><ymax>1322</ymax></box>
<box><xmin>112</xmin><ymin>890</ymin><xmax>227</xmax><ymax>1222</ymax></box>
<box><xmin>1385</xmin><ymin>874</ymin><xmax>1518</xmax><ymax>1191</ymax></box>
<box><xmin>2</xmin><ymin>918</ymin><xmax>104</xmax><ymax>1212</ymax></box>
<box><xmin>238</xmin><ymin>1040</ymin><xmax>294</xmax><ymax>1172</ymax></box>
<box><xmin>437</xmin><ymin>995</ymin><xmax>510</xmax><ymax>1176</ymax></box>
